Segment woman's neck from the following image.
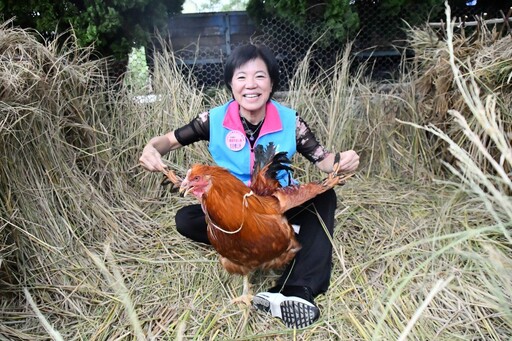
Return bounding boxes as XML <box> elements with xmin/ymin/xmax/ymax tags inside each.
<box><xmin>240</xmin><ymin>108</ymin><xmax>265</xmax><ymax>125</ymax></box>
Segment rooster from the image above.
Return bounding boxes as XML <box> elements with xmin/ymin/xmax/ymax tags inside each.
<box><xmin>164</xmin><ymin>143</ymin><xmax>352</xmax><ymax>304</ymax></box>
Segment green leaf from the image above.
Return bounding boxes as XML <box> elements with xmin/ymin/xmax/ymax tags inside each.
<box><xmin>0</xmin><ymin>0</ymin><xmax>185</xmax><ymax>60</ymax></box>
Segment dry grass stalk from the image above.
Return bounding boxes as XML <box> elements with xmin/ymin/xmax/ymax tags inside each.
<box><xmin>23</xmin><ymin>287</ymin><xmax>65</xmax><ymax>341</ymax></box>
<box><xmin>395</xmin><ymin>4</ymin><xmax>512</xmax><ymax>337</ymax></box>
<box><xmin>418</xmin><ymin>3</ymin><xmax>512</xmax><ymax>228</ymax></box>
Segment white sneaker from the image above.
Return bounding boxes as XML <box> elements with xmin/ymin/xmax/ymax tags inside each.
<box><xmin>252</xmin><ymin>292</ymin><xmax>320</xmax><ymax>328</ymax></box>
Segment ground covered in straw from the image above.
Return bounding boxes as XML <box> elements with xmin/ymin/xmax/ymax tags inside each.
<box><xmin>1</xmin><ymin>7</ymin><xmax>511</xmax><ymax>340</ymax></box>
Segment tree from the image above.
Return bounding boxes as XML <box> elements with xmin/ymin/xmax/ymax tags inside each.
<box><xmin>247</xmin><ymin>0</ymin><xmax>359</xmax><ymax>45</ymax></box>
<box><xmin>245</xmin><ymin>0</ymin><xmax>449</xmax><ymax>47</ymax></box>
<box><xmin>0</xmin><ymin>0</ymin><xmax>185</xmax><ymax>60</ymax></box>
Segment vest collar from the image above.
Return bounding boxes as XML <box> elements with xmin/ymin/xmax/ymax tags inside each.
<box><xmin>222</xmin><ymin>100</ymin><xmax>283</xmax><ymax>135</ymax></box>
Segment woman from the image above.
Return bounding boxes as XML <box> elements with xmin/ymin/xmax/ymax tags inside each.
<box><xmin>139</xmin><ymin>44</ymin><xmax>359</xmax><ymax>329</ymax></box>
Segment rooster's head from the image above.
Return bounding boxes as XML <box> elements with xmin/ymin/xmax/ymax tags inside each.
<box><xmin>180</xmin><ymin>165</ymin><xmax>213</xmax><ymax>199</ymax></box>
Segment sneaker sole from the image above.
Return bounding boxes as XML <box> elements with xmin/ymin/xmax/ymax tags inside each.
<box><xmin>280</xmin><ymin>299</ymin><xmax>320</xmax><ymax>329</ymax></box>
<box><xmin>252</xmin><ymin>293</ymin><xmax>320</xmax><ymax>329</ymax></box>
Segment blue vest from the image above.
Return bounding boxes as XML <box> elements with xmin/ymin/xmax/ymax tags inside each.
<box><xmin>208</xmin><ymin>100</ymin><xmax>297</xmax><ymax>186</ymax></box>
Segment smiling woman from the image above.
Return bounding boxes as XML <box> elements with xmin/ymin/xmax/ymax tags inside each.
<box><xmin>139</xmin><ymin>44</ymin><xmax>360</xmax><ymax>328</ymax></box>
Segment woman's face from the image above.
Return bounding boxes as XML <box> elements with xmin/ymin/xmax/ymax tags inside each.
<box><xmin>230</xmin><ymin>57</ymin><xmax>272</xmax><ymax>118</ymax></box>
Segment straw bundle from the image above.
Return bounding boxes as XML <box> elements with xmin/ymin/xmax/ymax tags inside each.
<box><xmin>0</xmin><ymin>21</ymin><xmax>156</xmax><ymax>339</ymax></box>
<box><xmin>408</xmin><ymin>20</ymin><xmax>512</xmax><ymax>172</ymax></box>
<box><xmin>412</xmin><ymin>21</ymin><xmax>511</xmax><ymax>117</ymax></box>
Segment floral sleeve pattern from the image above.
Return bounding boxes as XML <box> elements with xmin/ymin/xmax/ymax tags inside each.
<box><xmin>296</xmin><ymin>115</ymin><xmax>330</xmax><ymax>163</ymax></box>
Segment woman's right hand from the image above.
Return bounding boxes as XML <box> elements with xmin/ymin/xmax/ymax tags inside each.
<box><xmin>139</xmin><ymin>131</ymin><xmax>183</xmax><ymax>173</ymax></box>
<box><xmin>139</xmin><ymin>144</ymin><xmax>167</xmax><ymax>172</ymax></box>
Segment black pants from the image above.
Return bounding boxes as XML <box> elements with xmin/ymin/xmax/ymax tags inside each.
<box><xmin>175</xmin><ymin>189</ymin><xmax>337</xmax><ymax>297</ymax></box>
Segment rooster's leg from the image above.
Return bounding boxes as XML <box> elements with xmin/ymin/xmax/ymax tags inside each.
<box><xmin>231</xmin><ymin>275</ymin><xmax>253</xmax><ymax>305</ymax></box>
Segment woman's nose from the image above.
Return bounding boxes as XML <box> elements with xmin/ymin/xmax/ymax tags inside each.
<box><xmin>245</xmin><ymin>77</ymin><xmax>257</xmax><ymax>88</ymax></box>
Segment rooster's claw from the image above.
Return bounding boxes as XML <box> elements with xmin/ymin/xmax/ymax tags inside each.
<box><xmin>160</xmin><ymin>169</ymin><xmax>183</xmax><ymax>192</ymax></box>
<box><xmin>322</xmin><ymin>170</ymin><xmax>354</xmax><ymax>188</ymax></box>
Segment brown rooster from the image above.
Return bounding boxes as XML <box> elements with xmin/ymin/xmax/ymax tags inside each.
<box><xmin>164</xmin><ymin>144</ymin><xmax>352</xmax><ymax>304</ymax></box>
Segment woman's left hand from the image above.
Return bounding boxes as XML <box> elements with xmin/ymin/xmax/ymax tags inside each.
<box><xmin>316</xmin><ymin>150</ymin><xmax>360</xmax><ymax>174</ymax></box>
<box><xmin>333</xmin><ymin>150</ymin><xmax>359</xmax><ymax>173</ymax></box>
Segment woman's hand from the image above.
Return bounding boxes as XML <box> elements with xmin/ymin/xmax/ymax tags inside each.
<box><xmin>316</xmin><ymin>150</ymin><xmax>360</xmax><ymax>174</ymax></box>
<box><xmin>139</xmin><ymin>144</ymin><xmax>167</xmax><ymax>172</ymax></box>
<box><xmin>139</xmin><ymin>132</ymin><xmax>182</xmax><ymax>173</ymax></box>
<box><xmin>334</xmin><ymin>150</ymin><xmax>359</xmax><ymax>173</ymax></box>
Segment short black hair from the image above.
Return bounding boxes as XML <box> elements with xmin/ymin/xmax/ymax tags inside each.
<box><xmin>224</xmin><ymin>44</ymin><xmax>280</xmax><ymax>98</ymax></box>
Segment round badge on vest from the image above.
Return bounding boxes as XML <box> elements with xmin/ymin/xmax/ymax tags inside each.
<box><xmin>225</xmin><ymin>130</ymin><xmax>246</xmax><ymax>151</ymax></box>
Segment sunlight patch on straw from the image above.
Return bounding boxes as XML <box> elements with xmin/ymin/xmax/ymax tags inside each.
<box><xmin>89</xmin><ymin>244</ymin><xmax>145</xmax><ymax>340</ymax></box>
<box><xmin>397</xmin><ymin>276</ymin><xmax>454</xmax><ymax>341</ymax></box>
<box><xmin>23</xmin><ymin>287</ymin><xmax>64</xmax><ymax>341</ymax></box>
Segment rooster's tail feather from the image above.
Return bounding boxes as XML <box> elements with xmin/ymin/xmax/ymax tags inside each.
<box><xmin>253</xmin><ymin>142</ymin><xmax>292</xmax><ymax>178</ymax></box>
<box><xmin>251</xmin><ymin>142</ymin><xmax>294</xmax><ymax>195</ymax></box>
<box><xmin>253</xmin><ymin>142</ymin><xmax>276</xmax><ymax>175</ymax></box>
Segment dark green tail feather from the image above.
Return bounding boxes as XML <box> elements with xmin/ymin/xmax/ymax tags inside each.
<box><xmin>252</xmin><ymin>142</ymin><xmax>293</xmax><ymax>185</ymax></box>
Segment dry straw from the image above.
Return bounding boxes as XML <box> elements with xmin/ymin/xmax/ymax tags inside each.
<box><xmin>1</xmin><ymin>4</ymin><xmax>511</xmax><ymax>339</ymax></box>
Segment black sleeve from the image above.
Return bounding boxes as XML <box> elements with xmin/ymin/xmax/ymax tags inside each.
<box><xmin>295</xmin><ymin>114</ymin><xmax>330</xmax><ymax>163</ymax></box>
<box><xmin>174</xmin><ymin>111</ymin><xmax>210</xmax><ymax>146</ymax></box>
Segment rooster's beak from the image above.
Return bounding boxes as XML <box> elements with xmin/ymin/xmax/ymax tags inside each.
<box><xmin>179</xmin><ymin>180</ymin><xmax>192</xmax><ymax>197</ymax></box>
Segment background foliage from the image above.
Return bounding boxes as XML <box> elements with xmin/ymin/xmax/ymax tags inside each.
<box><xmin>0</xmin><ymin>0</ymin><xmax>185</xmax><ymax>60</ymax></box>
<box><xmin>246</xmin><ymin>0</ymin><xmax>449</xmax><ymax>46</ymax></box>
<box><xmin>247</xmin><ymin>0</ymin><xmax>359</xmax><ymax>45</ymax></box>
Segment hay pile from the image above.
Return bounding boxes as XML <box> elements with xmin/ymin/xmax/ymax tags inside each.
<box><xmin>411</xmin><ymin>25</ymin><xmax>512</xmax><ymax>117</ymax></box>
<box><xmin>408</xmin><ymin>19</ymin><xmax>512</xmax><ymax>171</ymax></box>
<box><xmin>0</xmin><ymin>21</ymin><xmax>228</xmax><ymax>340</ymax></box>
<box><xmin>0</xmin><ymin>21</ymin><xmax>165</xmax><ymax>339</ymax></box>
<box><xmin>1</xmin><ymin>7</ymin><xmax>511</xmax><ymax>339</ymax></box>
